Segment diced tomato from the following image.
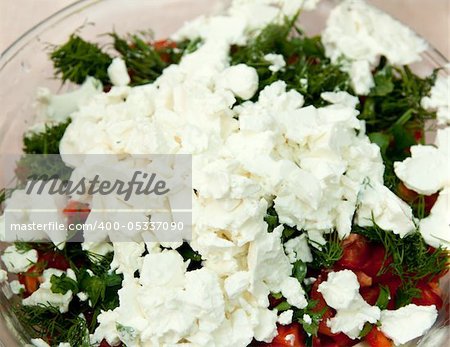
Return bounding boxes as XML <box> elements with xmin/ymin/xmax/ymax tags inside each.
<box><xmin>39</xmin><ymin>251</ymin><xmax>70</xmax><ymax>271</ymax></box>
<box><xmin>355</xmin><ymin>271</ymin><xmax>373</xmax><ymax>287</ymax></box>
<box><xmin>63</xmin><ymin>200</ymin><xmax>90</xmax><ymax>225</ymax></box>
<box><xmin>335</xmin><ymin>234</ymin><xmax>370</xmax><ymax>271</ymax></box>
<box><xmin>269</xmin><ymin>294</ymin><xmax>284</xmax><ymax>309</ymax></box>
<box><xmin>360</xmin><ymin>286</ymin><xmax>381</xmax><ymax>306</ymax></box>
<box><xmin>310</xmin><ymin>275</ymin><xmax>335</xmax><ymax>337</ymax></box>
<box><xmin>312</xmin><ymin>335</ymin><xmax>358</xmax><ymax>347</ymax></box>
<box><xmin>361</xmin><ymin>245</ymin><xmax>392</xmax><ymax>280</ymax></box>
<box><xmin>99</xmin><ymin>340</ymin><xmax>123</xmax><ymax>347</ymax></box>
<box><xmin>18</xmin><ymin>265</ymin><xmax>42</xmax><ymax>295</ymax></box>
<box><xmin>396</xmin><ymin>182</ymin><xmax>418</xmax><ymax>203</ymax></box>
<box><xmin>153</xmin><ymin>39</ymin><xmax>177</xmax><ymax>63</ymax></box>
<box><xmin>365</xmin><ymin>327</ymin><xmax>393</xmax><ymax>347</ymax></box>
<box><xmin>411</xmin><ymin>283</ymin><xmax>443</xmax><ymax>310</ymax></box>
<box><xmin>331</xmin><ymin>333</ymin><xmax>355</xmax><ymax>347</ymax></box>
<box><xmin>424</xmin><ymin>193</ymin><xmax>439</xmax><ymax>214</ymax></box>
<box><xmin>153</xmin><ymin>39</ymin><xmax>177</xmax><ymax>50</ymax></box>
<box><xmin>268</xmin><ymin>323</ymin><xmax>305</xmax><ymax>347</ymax></box>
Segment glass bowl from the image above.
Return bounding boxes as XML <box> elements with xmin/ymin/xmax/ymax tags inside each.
<box><xmin>0</xmin><ymin>0</ymin><xmax>448</xmax><ymax>346</ymax></box>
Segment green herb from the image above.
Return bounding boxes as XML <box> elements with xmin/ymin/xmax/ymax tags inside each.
<box><xmin>310</xmin><ymin>232</ymin><xmax>343</xmax><ymax>269</ymax></box>
<box><xmin>355</xmin><ymin>224</ymin><xmax>449</xmax><ymax>307</ymax></box>
<box><xmin>359</xmin><ymin>322</ymin><xmax>373</xmax><ymax>338</ymax></box>
<box><xmin>375</xmin><ymin>285</ymin><xmax>390</xmax><ymax>310</ymax></box>
<box><xmin>110</xmin><ymin>32</ymin><xmax>179</xmax><ymax>86</ymax></box>
<box><xmin>231</xmin><ymin>18</ymin><xmax>352</xmax><ymax>106</ymax></box>
<box><xmin>50</xmin><ymin>34</ymin><xmax>112</xmax><ymax>84</ymax></box>
<box><xmin>275</xmin><ymin>301</ymin><xmax>292</xmax><ymax>312</ymax></box>
<box><xmin>264</xmin><ymin>207</ymin><xmax>279</xmax><ymax>233</ymax></box>
<box><xmin>13</xmin><ymin>303</ymin><xmax>90</xmax><ymax>346</ymax></box>
<box><xmin>292</xmin><ymin>260</ymin><xmax>307</xmax><ymax>284</ymax></box>
<box><xmin>294</xmin><ymin>300</ymin><xmax>327</xmax><ymax>339</ymax></box>
<box><xmin>50</xmin><ymin>273</ymin><xmax>79</xmax><ymax>295</ymax></box>
<box><xmin>23</xmin><ymin>120</ymin><xmax>71</xmax><ymax>155</ymax></box>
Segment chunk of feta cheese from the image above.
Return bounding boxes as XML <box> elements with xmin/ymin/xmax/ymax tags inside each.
<box><xmin>107</xmin><ymin>57</ymin><xmax>131</xmax><ymax>86</ymax></box>
<box><xmin>318</xmin><ymin>270</ymin><xmax>381</xmax><ymax>339</ymax></box>
<box><xmin>0</xmin><ymin>269</ymin><xmax>7</xmax><ymax>283</ymax></box>
<box><xmin>34</xmin><ymin>76</ymin><xmax>102</xmax><ymax>122</ymax></box>
<box><xmin>379</xmin><ymin>304</ymin><xmax>438</xmax><ymax>345</ymax></box>
<box><xmin>421</xmin><ymin>73</ymin><xmax>450</xmax><ymax>125</ymax></box>
<box><xmin>215</xmin><ymin>64</ymin><xmax>259</xmax><ymax>100</ymax></box>
<box><xmin>419</xmin><ymin>187</ymin><xmax>450</xmax><ymax>249</ymax></box>
<box><xmin>277</xmin><ymin>310</ymin><xmax>293</xmax><ymax>325</ymax></box>
<box><xmin>264</xmin><ymin>53</ymin><xmax>286</xmax><ymax>72</ymax></box>
<box><xmin>284</xmin><ymin>234</ymin><xmax>313</xmax><ymax>263</ymax></box>
<box><xmin>1</xmin><ymin>245</ymin><xmax>38</xmax><ymax>273</ymax></box>
<box><xmin>322</xmin><ymin>0</ymin><xmax>427</xmax><ymax>94</ymax></box>
<box><xmin>318</xmin><ymin>270</ymin><xmax>359</xmax><ymax>309</ymax></box>
<box><xmin>356</xmin><ymin>182</ymin><xmax>415</xmax><ymax>237</ymax></box>
<box><xmin>10</xmin><ymin>279</ymin><xmax>25</xmax><ymax>295</ymax></box>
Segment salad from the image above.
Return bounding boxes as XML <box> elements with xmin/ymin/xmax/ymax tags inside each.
<box><xmin>0</xmin><ymin>0</ymin><xmax>449</xmax><ymax>346</ymax></box>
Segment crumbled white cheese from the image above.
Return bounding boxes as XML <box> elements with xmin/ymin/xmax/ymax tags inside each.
<box><xmin>30</xmin><ymin>339</ymin><xmax>50</xmax><ymax>347</ymax></box>
<box><xmin>318</xmin><ymin>270</ymin><xmax>359</xmax><ymax>309</ymax></box>
<box><xmin>0</xmin><ymin>269</ymin><xmax>6</xmax><ymax>283</ymax></box>
<box><xmin>110</xmin><ymin>242</ymin><xmax>145</xmax><ymax>280</ymax></box>
<box><xmin>356</xmin><ymin>182</ymin><xmax>415</xmax><ymax>237</ymax></box>
<box><xmin>319</xmin><ymin>270</ymin><xmax>381</xmax><ymax>339</ymax></box>
<box><xmin>379</xmin><ymin>304</ymin><xmax>438</xmax><ymax>346</ymax></box>
<box><xmin>2</xmin><ymin>184</ymin><xmax>69</xmax><ymax>247</ymax></box>
<box><xmin>34</xmin><ymin>77</ymin><xmax>102</xmax><ymax>122</ymax></box>
<box><xmin>277</xmin><ymin>310</ymin><xmax>293</xmax><ymax>325</ymax></box>
<box><xmin>284</xmin><ymin>234</ymin><xmax>313</xmax><ymax>263</ymax></box>
<box><xmin>107</xmin><ymin>57</ymin><xmax>131</xmax><ymax>86</ymax></box>
<box><xmin>1</xmin><ymin>245</ymin><xmax>38</xmax><ymax>273</ymax></box>
<box><xmin>394</xmin><ymin>145</ymin><xmax>448</xmax><ymax>195</ymax></box>
<box><xmin>419</xmin><ymin>187</ymin><xmax>450</xmax><ymax>249</ymax></box>
<box><xmin>10</xmin><ymin>279</ymin><xmax>25</xmax><ymax>295</ymax></box>
<box><xmin>322</xmin><ymin>0</ymin><xmax>427</xmax><ymax>94</ymax></box>
<box><xmin>264</xmin><ymin>53</ymin><xmax>286</xmax><ymax>72</ymax></box>
<box><xmin>215</xmin><ymin>64</ymin><xmax>259</xmax><ymax>100</ymax></box>
<box><xmin>421</xmin><ymin>73</ymin><xmax>450</xmax><ymax>125</ymax></box>
<box><xmin>22</xmin><ymin>268</ymin><xmax>75</xmax><ymax>313</ymax></box>
<box><xmin>77</xmin><ymin>291</ymin><xmax>89</xmax><ymax>302</ymax></box>
<box><xmin>302</xmin><ymin>314</ymin><xmax>312</xmax><ymax>324</ymax></box>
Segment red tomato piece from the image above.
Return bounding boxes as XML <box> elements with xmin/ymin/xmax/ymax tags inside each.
<box><xmin>331</xmin><ymin>333</ymin><xmax>355</xmax><ymax>347</ymax></box>
<box><xmin>355</xmin><ymin>271</ymin><xmax>373</xmax><ymax>287</ymax></box>
<box><xmin>396</xmin><ymin>182</ymin><xmax>418</xmax><ymax>203</ymax></box>
<box><xmin>335</xmin><ymin>234</ymin><xmax>370</xmax><ymax>271</ymax></box>
<box><xmin>365</xmin><ymin>327</ymin><xmax>393</xmax><ymax>347</ymax></box>
<box><xmin>39</xmin><ymin>251</ymin><xmax>70</xmax><ymax>271</ymax></box>
<box><xmin>153</xmin><ymin>39</ymin><xmax>177</xmax><ymax>50</ymax></box>
<box><xmin>361</xmin><ymin>245</ymin><xmax>392</xmax><ymax>280</ymax></box>
<box><xmin>360</xmin><ymin>286</ymin><xmax>381</xmax><ymax>306</ymax></box>
<box><xmin>310</xmin><ymin>275</ymin><xmax>336</xmax><ymax>337</ymax></box>
<box><xmin>268</xmin><ymin>323</ymin><xmax>305</xmax><ymax>347</ymax></box>
<box><xmin>18</xmin><ymin>265</ymin><xmax>42</xmax><ymax>295</ymax></box>
<box><xmin>411</xmin><ymin>283</ymin><xmax>443</xmax><ymax>310</ymax></box>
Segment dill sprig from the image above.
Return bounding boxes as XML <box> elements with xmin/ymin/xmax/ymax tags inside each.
<box><xmin>13</xmin><ymin>303</ymin><xmax>90</xmax><ymax>346</ymax></box>
<box><xmin>23</xmin><ymin>120</ymin><xmax>71</xmax><ymax>155</ymax></box>
<box><xmin>310</xmin><ymin>232</ymin><xmax>343</xmax><ymax>269</ymax></box>
<box><xmin>50</xmin><ymin>34</ymin><xmax>112</xmax><ymax>85</ymax></box>
<box><xmin>354</xmin><ymin>225</ymin><xmax>449</xmax><ymax>306</ymax></box>
<box><xmin>110</xmin><ymin>32</ymin><xmax>175</xmax><ymax>86</ymax></box>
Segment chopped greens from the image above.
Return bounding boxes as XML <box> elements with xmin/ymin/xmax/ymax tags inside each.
<box><xmin>230</xmin><ymin>19</ymin><xmax>352</xmax><ymax>106</ymax></box>
<box><xmin>50</xmin><ymin>34</ymin><xmax>112</xmax><ymax>85</ymax></box>
<box><xmin>23</xmin><ymin>120</ymin><xmax>71</xmax><ymax>155</ymax></box>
